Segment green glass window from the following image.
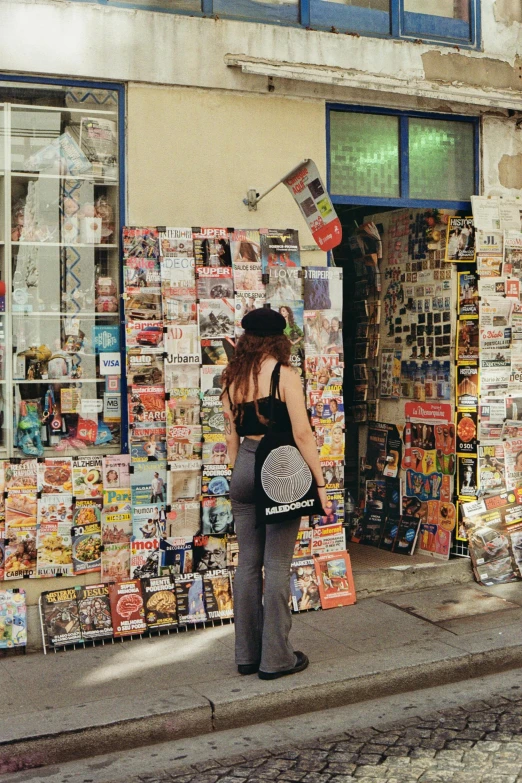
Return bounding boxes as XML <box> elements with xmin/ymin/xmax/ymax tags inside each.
<box><xmin>330</xmin><ymin>112</ymin><xmax>400</xmax><ymax>199</ymax></box>
<box><xmin>408</xmin><ymin>119</ymin><xmax>475</xmax><ymax>202</ymax></box>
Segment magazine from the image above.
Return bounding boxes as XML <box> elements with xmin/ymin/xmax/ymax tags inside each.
<box><xmin>290</xmin><ymin>557</ymin><xmax>321</xmax><ymax>612</ymax></box>
<box><xmin>122</xmin><ymin>227</ymin><xmax>160</xmax><ymax>260</ymax></box>
<box><xmin>504</xmin><ymin>437</ymin><xmax>522</xmax><ymax>490</ymax></box>
<box><xmin>201</xmin><ymin>365</ymin><xmax>226</xmax><ymax>400</ymax></box>
<box><xmin>4</xmin><ymin>459</ymin><xmax>37</xmax><ymax>491</ymax></box>
<box><xmin>36</xmin><ymin>494</ymin><xmax>74</xmax><ymax>578</ymax></box>
<box><xmin>312</xmin><ymin>489</ymin><xmax>345</xmax><ymax>527</ymax></box>
<box><xmin>478</xmin><ymin>444</ymin><xmax>506</xmax><ymax>495</ymax></box>
<box><xmin>102</xmin><ymin>455</ymin><xmax>130</xmax><ymax>490</ymax></box>
<box><xmin>201</xmin><ymin>338</ymin><xmax>235</xmax><ymax>366</ymax></box>
<box><xmin>5</xmin><ymin>523</ymin><xmax>37</xmax><ymax>580</ymax></box>
<box><xmin>265</xmin><ymin>267</ymin><xmax>302</xmax><ymax>302</ymax></box>
<box><xmin>167</xmin><ymin>425</ymin><xmax>203</xmax><ymax>462</ymax></box>
<box><xmin>304</xmin><ymin>309</ymin><xmax>343</xmax><ymax>356</ymax></box>
<box><xmin>230</xmin><ymin>229</ymin><xmax>261</xmax><ymax>265</ymax></box>
<box><xmin>0</xmin><ymin>590</ymin><xmax>27</xmax><ymax>648</ymax></box>
<box><xmin>168</xmin><ymin>462</ymin><xmax>202</xmax><ymax>502</ymax></box>
<box><xmin>131</xmin><ymin>460</ymin><xmax>167</xmax><ymax>505</ymax></box>
<box><xmin>162</xmin><ymin>293</ymin><xmax>197</xmax><ymax>326</ymax></box>
<box><xmin>130</xmin><ymin>423</ymin><xmax>167</xmax><ymax>461</ymax></box>
<box><xmin>166</xmin><ymin>395</ymin><xmax>200</xmax><ymax>427</ymax></box>
<box><xmin>160</xmin><ymin>539</ymin><xmax>194</xmax><ymax>575</ymax></box>
<box><xmin>317</xmin><ymin>423</ymin><xmax>345</xmax><ymax>461</ymax></box>
<box><xmin>128</xmin><ymin>386</ymin><xmax>166</xmax><ymax>426</ymax></box>
<box><xmin>271</xmin><ymin>300</ymin><xmax>305</xmax><ymax>368</ymax></box>
<box><xmin>196</xmin><ymin>267</ymin><xmax>234</xmax><ymax>299</ymax></box>
<box><xmin>445</xmin><ymin>217</ymin><xmax>475</xmax><ymax>262</ymax></box>
<box><xmin>260</xmin><ymin>229</ymin><xmax>300</xmax><ymax>273</ymax></box>
<box><xmin>165</xmin><ymin>325</ymin><xmax>202</xmax><ymax>365</ymax></box>
<box><xmin>159</xmin><ymin>227</ymin><xmax>194</xmax><ymax>258</ymax></box>
<box><xmin>77</xmin><ymin>584</ymin><xmax>113</xmax><ymax>640</ymax></box>
<box><xmin>127</xmin><ymin>352</ymin><xmax>164</xmax><ymax>387</ymax></box>
<box><xmin>72</xmin><ymin>500</ymin><xmax>102</xmax><ymax>574</ymax></box>
<box><xmin>201</xmin><ymin>403</ymin><xmax>225</xmax><ymax>435</ymax></box>
<box><xmin>456</xmin><ymin>363</ymin><xmax>479</xmax><ymax>409</ymax></box>
<box><xmin>202</xmin><ymin>434</ymin><xmax>228</xmax><ymax>465</ymax></box>
<box><xmin>165</xmin><ymin>501</ymin><xmax>200</xmax><ymax>538</ymax></box>
<box><xmin>201</xmin><ymin>496</ymin><xmax>234</xmax><ymax>535</ymax></box>
<box><xmin>233</xmin><ymin>262</ymin><xmax>264</xmax><ymax>293</ymax></box>
<box><xmin>203</xmin><ymin>569</ymin><xmax>233</xmax><ymax>619</ymax></box>
<box><xmin>303</xmin><ymin>266</ymin><xmax>343</xmax><ymax>311</ymax></box>
<box><xmin>42</xmin><ymin>588</ymin><xmax>82</xmax><ymax>646</ymax></box>
<box><xmin>142</xmin><ymin>575</ymin><xmax>178</xmax><ymax>630</ymax></box>
<box><xmin>132</xmin><ymin>504</ymin><xmax>165</xmax><ymax>540</ymax></box>
<box><xmin>504</xmin><ymin>231</ymin><xmax>522</xmax><ymax>277</ymax></box>
<box><xmin>125</xmin><ymin>291</ymin><xmax>162</xmax><ymax>322</ymax></box>
<box><xmin>226</xmin><ymin>534</ymin><xmax>239</xmax><ymax>567</ymax></box>
<box><xmin>194</xmin><ymin>535</ymin><xmax>227</xmax><ymax>572</ymax></box>
<box><xmin>201</xmin><ymin>466</ymin><xmax>231</xmax><ymax>497</ymax></box>
<box><xmin>234</xmin><ymin>293</ymin><xmax>266</xmax><ymax>335</ymax></box>
<box><xmin>193</xmin><ymin>228</ymin><xmax>231</xmax><ymax>267</ymax></box>
<box><xmin>130</xmin><ymin>537</ymin><xmax>160</xmax><ymax>580</ymax></box>
<box><xmin>294</xmin><ymin>528</ymin><xmax>312</xmax><ymax>558</ymax></box>
<box><xmin>165</xmin><ymin>364</ymin><xmax>200</xmax><ymax>394</ymax></box>
<box><xmin>311</xmin><ymin>523</ymin><xmax>346</xmax><ymax>555</ymax></box>
<box><xmin>124</xmin><ymin>257</ymin><xmax>161</xmax><ymax>292</ymax></box>
<box><xmin>198</xmin><ymin>299</ymin><xmax>235</xmax><ymax>339</ymax></box>
<box><xmin>314</xmin><ymin>551</ymin><xmax>356</xmax><ymax>609</ymax></box>
<box><xmin>160</xmin><ymin>255</ymin><xmax>196</xmax><ymax>294</ymax></box>
<box><xmin>126</xmin><ymin>320</ymin><xmax>164</xmax><ymax>351</ymax></box>
<box><xmin>38</xmin><ymin>458</ymin><xmax>73</xmax><ymax>494</ymax></box>
<box><xmin>101</xmin><ymin>542</ymin><xmax>131</xmax><ymax>583</ymax></box>
<box><xmin>108</xmin><ymin>579</ymin><xmax>147</xmax><ymax>637</ymax></box>
<box><xmin>72</xmin><ymin>456</ymin><xmax>103</xmax><ymax>499</ymax></box>
<box><xmin>174</xmin><ymin>573</ymin><xmax>207</xmax><ymax>623</ymax></box>
<box><xmin>456</xmin><ymin>410</ymin><xmax>478</xmax><ymax>455</ymax></box>
<box><xmin>456</xmin><ymin>318</ymin><xmax>479</xmax><ymax>362</ymax></box>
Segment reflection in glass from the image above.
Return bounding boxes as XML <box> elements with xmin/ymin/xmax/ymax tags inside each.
<box><xmin>409</xmin><ymin>119</ymin><xmax>474</xmax><ymax>202</ymax></box>
<box><xmin>320</xmin><ymin>0</ymin><xmax>389</xmax><ymax>9</ymax></box>
<box><xmin>404</xmin><ymin>0</ymin><xmax>469</xmax><ymax>20</ymax></box>
<box><xmin>213</xmin><ymin>0</ymin><xmax>299</xmax><ymax>23</ymax></box>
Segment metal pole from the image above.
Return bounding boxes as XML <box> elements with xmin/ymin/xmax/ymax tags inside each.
<box><xmin>243</xmin><ymin>159</ymin><xmax>310</xmax><ymax>211</ymax></box>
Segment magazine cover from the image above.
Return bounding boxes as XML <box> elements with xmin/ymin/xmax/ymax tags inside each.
<box><xmin>198</xmin><ymin>298</ymin><xmax>235</xmax><ymax>339</ymax></box>
<box><xmin>168</xmin><ymin>462</ymin><xmax>202</xmax><ymax>503</ymax></box>
<box><xmin>165</xmin><ymin>325</ymin><xmax>202</xmax><ymax>365</ymax></box>
<box><xmin>132</xmin><ymin>504</ymin><xmax>165</xmax><ymax>539</ymax></box>
<box><xmin>0</xmin><ymin>590</ymin><xmax>27</xmax><ymax>648</ymax></box>
<box><xmin>127</xmin><ymin>352</ymin><xmax>164</xmax><ymax>387</ymax></box>
<box><xmin>230</xmin><ymin>229</ymin><xmax>261</xmax><ymax>265</ymax></box>
<box><xmin>108</xmin><ymin>579</ymin><xmax>147</xmax><ymax>637</ymax></box>
<box><xmin>71</xmin><ymin>500</ymin><xmax>102</xmax><ymax>575</ymax></box>
<box><xmin>122</xmin><ymin>227</ymin><xmax>159</xmax><ymax>259</ymax></box>
<box><xmin>201</xmin><ymin>496</ymin><xmax>234</xmax><ymax>535</ymax></box>
<box><xmin>126</xmin><ymin>320</ymin><xmax>164</xmax><ymax>351</ymax></box>
<box><xmin>131</xmin><ymin>460</ymin><xmax>167</xmax><ymax>505</ymax></box>
<box><xmin>165</xmin><ymin>364</ymin><xmax>200</xmax><ymax>394</ymax></box>
<box><xmin>38</xmin><ymin>458</ymin><xmax>73</xmax><ymax>494</ymax></box>
<box><xmin>260</xmin><ymin>229</ymin><xmax>300</xmax><ymax>273</ymax></box>
<box><xmin>160</xmin><ymin>539</ymin><xmax>194</xmax><ymax>575</ymax></box>
<box><xmin>201</xmin><ymin>338</ymin><xmax>235</xmax><ymax>366</ymax></box>
<box><xmin>125</xmin><ymin>291</ymin><xmax>162</xmax><ymax>323</ymax></box>
<box><xmin>290</xmin><ymin>557</ymin><xmax>320</xmax><ymax>612</ymax></box>
<box><xmin>160</xmin><ymin>255</ymin><xmax>196</xmax><ymax>294</ymax></box>
<box><xmin>194</xmin><ymin>535</ymin><xmax>227</xmax><ymax>572</ymax></box>
<box><xmin>102</xmin><ymin>455</ymin><xmax>131</xmax><ymax>490</ymax></box>
<box><xmin>304</xmin><ymin>354</ymin><xmax>344</xmax><ymax>391</ymax></box>
<box><xmin>203</xmin><ymin>569</ymin><xmax>233</xmax><ymax>619</ymax></box>
<box><xmin>193</xmin><ymin>228</ymin><xmax>231</xmax><ymax>267</ymax></box>
<box><xmin>130</xmin><ymin>537</ymin><xmax>160</xmax><ymax>579</ymax></box>
<box><xmin>233</xmin><ymin>262</ymin><xmax>264</xmax><ymax>293</ymax></box>
<box><xmin>4</xmin><ymin>524</ymin><xmax>37</xmax><ymax>580</ymax></box>
<box><xmin>310</xmin><ymin>393</ymin><xmax>344</xmax><ymax>427</ymax></box>
<box><xmin>128</xmin><ymin>386</ymin><xmax>166</xmax><ymax>425</ymax></box>
<box><xmin>101</xmin><ymin>500</ymin><xmax>132</xmax><ymax>542</ymax></box>
<box><xmin>445</xmin><ymin>217</ymin><xmax>476</xmax><ymax>262</ymax></box>
<box><xmin>201</xmin><ymin>403</ymin><xmax>225</xmax><ymax>435</ymax></box>
<box><xmin>101</xmin><ymin>542</ymin><xmax>131</xmax><ymax>583</ymax></box>
<box><xmin>311</xmin><ymin>523</ymin><xmax>346</xmax><ymax>555</ymax></box>
<box><xmin>303</xmin><ymin>266</ymin><xmax>343</xmax><ymax>311</ymax></box>
<box><xmin>456</xmin><ymin>363</ymin><xmax>479</xmax><ymax>409</ymax></box>
<box><xmin>167</xmin><ymin>425</ymin><xmax>203</xmax><ymax>462</ymax></box>
<box><xmin>162</xmin><ymin>293</ymin><xmax>197</xmax><ymax>326</ymax></box>
<box><xmin>166</xmin><ymin>395</ymin><xmax>200</xmax><ymax>427</ymax></box>
<box><xmin>458</xmin><ymin>454</ymin><xmax>479</xmax><ymax>498</ymax></box>
<box><xmin>4</xmin><ymin>459</ymin><xmax>37</xmax><ymax>491</ymax></box>
<box><xmin>312</xmin><ymin>489</ymin><xmax>345</xmax><ymax>526</ymax></box>
<box><xmin>504</xmin><ymin>437</ymin><xmax>522</xmax><ymax>490</ymax></box>
<box><xmin>79</xmin><ymin>116</ymin><xmax>117</xmax><ymax>168</ymax></box>
<box><xmin>77</xmin><ymin>583</ymin><xmax>113</xmax><ymax>640</ymax></box>
<box><xmin>317</xmin><ymin>423</ymin><xmax>345</xmax><ymax>461</ymax></box>
<box><xmin>196</xmin><ymin>267</ymin><xmax>234</xmax><ymax>299</ymax></box>
<box><xmin>42</xmin><ymin>587</ymin><xmax>82</xmax><ymax>646</ymax></box>
<box><xmin>304</xmin><ymin>310</ymin><xmax>343</xmax><ymax>356</ymax></box>
<box><xmin>265</xmin><ymin>267</ymin><xmax>302</xmax><ymax>302</ymax></box>
<box><xmin>201</xmin><ymin>366</ymin><xmax>226</xmax><ymax>400</ymax></box>
<box><xmin>314</xmin><ymin>551</ymin><xmax>356</xmax><ymax>610</ymax></box>
<box><xmin>226</xmin><ymin>534</ymin><xmax>239</xmax><ymax>567</ymax></box>
<box><xmin>202</xmin><ymin>434</ymin><xmax>228</xmax><ymax>465</ymax></box>
<box><xmin>504</xmin><ymin>231</ymin><xmax>522</xmax><ymax>277</ymax></box>
<box><xmin>130</xmin><ymin>423</ymin><xmax>167</xmax><ymax>461</ymax></box>
<box><xmin>457</xmin><ymin>271</ymin><xmax>479</xmax><ymax>317</ymax></box>
<box><xmin>457</xmin><ymin>318</ymin><xmax>479</xmax><ymax>362</ymax></box>
<box><xmin>478</xmin><ymin>444</ymin><xmax>506</xmax><ymax>495</ymax></box>
<box><xmin>174</xmin><ymin>572</ymin><xmax>207</xmax><ymax>623</ymax></box>
<box><xmin>166</xmin><ymin>501</ymin><xmax>200</xmax><ymax>538</ymax></box>
<box><xmin>202</xmin><ymin>466</ymin><xmax>231</xmax><ymax>497</ymax></box>
<box><xmin>270</xmin><ymin>301</ymin><xmax>305</xmax><ymax>369</ymax></box>
<box><xmin>294</xmin><ymin>528</ymin><xmax>312</xmax><ymax>558</ymax></box>
<box><xmin>234</xmin><ymin>293</ymin><xmax>266</xmax><ymax>335</ymax></box>
<box><xmin>36</xmin><ymin>494</ymin><xmax>74</xmax><ymax>577</ymax></box>
<box><xmin>124</xmin><ymin>257</ymin><xmax>161</xmax><ymax>292</ymax></box>
<box><xmin>456</xmin><ymin>410</ymin><xmax>478</xmax><ymax>455</ymax></box>
<box><xmin>159</xmin><ymin>227</ymin><xmax>194</xmax><ymax>258</ymax></box>
<box><xmin>72</xmin><ymin>456</ymin><xmax>103</xmax><ymax>498</ymax></box>
<box><xmin>142</xmin><ymin>575</ymin><xmax>178</xmax><ymax>630</ymax></box>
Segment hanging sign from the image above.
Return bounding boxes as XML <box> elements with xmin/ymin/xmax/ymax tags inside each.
<box><xmin>283</xmin><ymin>159</ymin><xmax>342</xmax><ymax>252</ymax></box>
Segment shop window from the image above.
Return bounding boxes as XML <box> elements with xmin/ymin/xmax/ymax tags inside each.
<box><xmin>213</xmin><ymin>0</ymin><xmax>299</xmax><ymax>24</ymax></box>
<box><xmin>402</xmin><ymin>0</ymin><xmax>473</xmax><ymax>42</ymax></box>
<box><xmin>309</xmin><ymin>0</ymin><xmax>390</xmax><ymax>35</ymax></box>
<box><xmin>0</xmin><ymin>79</ymin><xmax>124</xmax><ymax>458</ymax></box>
<box><xmin>328</xmin><ymin>107</ymin><xmax>478</xmax><ymax>209</ymax></box>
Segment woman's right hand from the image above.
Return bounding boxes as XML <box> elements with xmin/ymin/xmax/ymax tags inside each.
<box><xmin>318</xmin><ymin>486</ymin><xmax>328</xmax><ymax>514</ymax></box>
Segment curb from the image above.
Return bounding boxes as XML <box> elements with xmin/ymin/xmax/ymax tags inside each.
<box><xmin>2</xmin><ymin>641</ymin><xmax>522</xmax><ymax>776</ymax></box>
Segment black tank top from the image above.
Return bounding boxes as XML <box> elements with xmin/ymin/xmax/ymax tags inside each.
<box><xmin>232</xmin><ymin>363</ymin><xmax>292</xmax><ymax>437</ymax></box>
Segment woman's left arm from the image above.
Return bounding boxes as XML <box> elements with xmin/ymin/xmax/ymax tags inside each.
<box><xmin>222</xmin><ymin>392</ymin><xmax>240</xmax><ymax>467</ymax></box>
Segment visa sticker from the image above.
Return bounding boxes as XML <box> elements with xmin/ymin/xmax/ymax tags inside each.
<box><xmin>99</xmin><ymin>352</ymin><xmax>121</xmax><ymax>375</ymax></box>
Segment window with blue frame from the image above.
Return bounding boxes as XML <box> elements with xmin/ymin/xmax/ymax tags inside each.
<box><xmin>73</xmin><ymin>0</ymin><xmax>479</xmax><ymax>48</ymax></box>
<box><xmin>328</xmin><ymin>106</ymin><xmax>478</xmax><ymax>210</ymax></box>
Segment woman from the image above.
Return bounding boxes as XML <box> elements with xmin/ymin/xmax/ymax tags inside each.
<box><xmin>222</xmin><ymin>308</ymin><xmax>327</xmax><ymax>680</ymax></box>
<box><xmin>279</xmin><ymin>305</ymin><xmax>304</xmax><ymax>356</ymax></box>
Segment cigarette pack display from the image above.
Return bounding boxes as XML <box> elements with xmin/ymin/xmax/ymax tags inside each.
<box><xmin>108</xmin><ymin>579</ymin><xmax>146</xmax><ymax>637</ymax></box>
<box><xmin>77</xmin><ymin>583</ymin><xmax>113</xmax><ymax>640</ymax></box>
<box><xmin>203</xmin><ymin>569</ymin><xmax>233</xmax><ymax>619</ymax></box>
<box><xmin>142</xmin><ymin>575</ymin><xmax>178</xmax><ymax>629</ymax></box>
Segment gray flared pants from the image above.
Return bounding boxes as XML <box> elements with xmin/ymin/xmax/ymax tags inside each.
<box><xmin>230</xmin><ymin>437</ymin><xmax>301</xmax><ymax>673</ymax></box>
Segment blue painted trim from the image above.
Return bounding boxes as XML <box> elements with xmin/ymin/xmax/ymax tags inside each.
<box><xmin>214</xmin><ymin>0</ymin><xmax>299</xmax><ymax>23</ymax></box>
<box><xmin>327</xmin><ymin>104</ymin><xmax>479</xmax><ymax>123</ymax></box>
<box><xmin>300</xmin><ymin>0</ymin><xmax>310</xmax><ymax>27</ymax></box>
<box><xmin>202</xmin><ymin>0</ymin><xmax>213</xmax><ymax>14</ymax></box>
<box><xmin>403</xmin><ymin>11</ymin><xmax>471</xmax><ymax>41</ymax></box>
<box><xmin>331</xmin><ymin>195</ymin><xmax>472</xmax><ymax>210</ymax></box>
<box><xmin>390</xmin><ymin>0</ymin><xmax>400</xmax><ymax>38</ymax></box>
<box><xmin>399</xmin><ymin>114</ymin><xmax>409</xmax><ymax>201</ymax></box>
<box><xmin>309</xmin><ymin>2</ymin><xmax>389</xmax><ymax>34</ymax></box>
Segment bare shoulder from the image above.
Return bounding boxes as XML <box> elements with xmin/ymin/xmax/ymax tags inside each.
<box><xmin>279</xmin><ymin>364</ymin><xmax>303</xmax><ymax>400</ymax></box>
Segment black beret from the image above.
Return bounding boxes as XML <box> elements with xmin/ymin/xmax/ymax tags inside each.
<box><xmin>242</xmin><ymin>307</ymin><xmax>286</xmax><ymax>337</ymax></box>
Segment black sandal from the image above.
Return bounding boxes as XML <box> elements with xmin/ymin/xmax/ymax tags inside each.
<box><xmin>258</xmin><ymin>651</ymin><xmax>309</xmax><ymax>680</ymax></box>
<box><xmin>238</xmin><ymin>662</ymin><xmax>260</xmax><ymax>675</ymax></box>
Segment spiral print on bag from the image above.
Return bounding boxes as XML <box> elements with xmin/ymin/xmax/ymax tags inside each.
<box><xmin>261</xmin><ymin>445</ymin><xmax>312</xmax><ymax>504</ymax></box>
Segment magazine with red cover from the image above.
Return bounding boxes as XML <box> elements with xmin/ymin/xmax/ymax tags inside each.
<box><xmin>314</xmin><ymin>551</ymin><xmax>356</xmax><ymax>610</ymax></box>
<box><xmin>108</xmin><ymin>579</ymin><xmax>146</xmax><ymax>637</ymax></box>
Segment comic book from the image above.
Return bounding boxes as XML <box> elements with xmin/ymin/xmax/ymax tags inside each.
<box><xmin>166</xmin><ymin>425</ymin><xmax>203</xmax><ymax>463</ymax></box>
<box><xmin>0</xmin><ymin>590</ymin><xmax>27</xmax><ymax>648</ymax></box>
<box><xmin>304</xmin><ymin>309</ymin><xmax>343</xmax><ymax>356</ymax></box>
<box><xmin>4</xmin><ymin>459</ymin><xmax>37</xmax><ymax>491</ymax></box>
<box><xmin>122</xmin><ymin>227</ymin><xmax>159</xmax><ymax>259</ymax></box>
<box><xmin>201</xmin><ymin>496</ymin><xmax>234</xmax><ymax>535</ymax></box>
<box><xmin>194</xmin><ymin>535</ymin><xmax>227</xmax><ymax>572</ymax></box>
<box><xmin>108</xmin><ymin>579</ymin><xmax>146</xmax><ymax>637</ymax></box>
<box><xmin>72</xmin><ymin>456</ymin><xmax>103</xmax><ymax>499</ymax></box>
<box><xmin>42</xmin><ymin>587</ymin><xmax>82</xmax><ymax>646</ymax></box>
<box><xmin>260</xmin><ymin>229</ymin><xmax>300</xmax><ymax>273</ymax></box>
<box><xmin>198</xmin><ymin>299</ymin><xmax>235</xmax><ymax>339</ymax></box>
<box><xmin>203</xmin><ymin>569</ymin><xmax>233</xmax><ymax>619</ymax></box>
<box><xmin>174</xmin><ymin>573</ymin><xmax>207</xmax><ymax>623</ymax></box>
<box><xmin>131</xmin><ymin>460</ymin><xmax>167</xmax><ymax>506</ymax></box>
<box><xmin>314</xmin><ymin>551</ymin><xmax>356</xmax><ymax>610</ymax></box>
<box><xmin>130</xmin><ymin>536</ymin><xmax>160</xmax><ymax>580</ymax></box>
<box><xmin>71</xmin><ymin>499</ymin><xmax>102</xmax><ymax>574</ymax></box>
<box><xmin>127</xmin><ymin>352</ymin><xmax>164</xmax><ymax>387</ymax></box>
<box><xmin>142</xmin><ymin>575</ymin><xmax>178</xmax><ymax>630</ymax></box>
<box><xmin>265</xmin><ymin>267</ymin><xmax>302</xmax><ymax>303</ymax></box>
<box><xmin>124</xmin><ymin>290</ymin><xmax>162</xmax><ymax>322</ymax></box>
<box><xmin>158</xmin><ymin>227</ymin><xmax>194</xmax><ymax>258</ymax></box>
<box><xmin>126</xmin><ymin>320</ymin><xmax>164</xmax><ymax>351</ymax></box>
<box><xmin>193</xmin><ymin>228</ymin><xmax>231</xmax><ymax>267</ymax></box>
<box><xmin>77</xmin><ymin>584</ymin><xmax>113</xmax><ymax>640</ymax></box>
<box><xmin>201</xmin><ymin>338</ymin><xmax>235</xmax><ymax>366</ymax></box>
<box><xmin>234</xmin><ymin>293</ymin><xmax>266</xmax><ymax>335</ymax></box>
<box><xmin>165</xmin><ymin>324</ymin><xmax>201</xmax><ymax>366</ymax></box>
<box><xmin>303</xmin><ymin>266</ymin><xmax>343</xmax><ymax>311</ymax></box>
<box><xmin>130</xmin><ymin>422</ymin><xmax>167</xmax><ymax>461</ymax></box>
<box><xmin>124</xmin><ymin>257</ymin><xmax>161</xmax><ymax>292</ymax></box>
<box><xmin>167</xmin><ymin>461</ymin><xmax>202</xmax><ymax>502</ymax></box>
<box><xmin>201</xmin><ymin>466</ymin><xmax>231</xmax><ymax>497</ymax></box>
<box><xmin>165</xmin><ymin>501</ymin><xmax>200</xmax><ymax>539</ymax></box>
<box><xmin>290</xmin><ymin>557</ymin><xmax>321</xmax><ymax>612</ymax></box>
<box><xmin>196</xmin><ymin>267</ymin><xmax>234</xmax><ymax>299</ymax></box>
<box><xmin>38</xmin><ymin>458</ymin><xmax>73</xmax><ymax>494</ymax></box>
<box><xmin>166</xmin><ymin>395</ymin><xmax>200</xmax><ymax>427</ymax></box>
<box><xmin>160</xmin><ymin>539</ymin><xmax>194</xmax><ymax>575</ymax></box>
<box><xmin>36</xmin><ymin>494</ymin><xmax>74</xmax><ymax>578</ymax></box>
<box><xmin>101</xmin><ymin>542</ymin><xmax>131</xmax><ymax>583</ymax></box>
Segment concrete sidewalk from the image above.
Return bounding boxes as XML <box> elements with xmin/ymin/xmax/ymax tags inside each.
<box><xmin>2</xmin><ymin>580</ymin><xmax>522</xmax><ymax>776</ymax></box>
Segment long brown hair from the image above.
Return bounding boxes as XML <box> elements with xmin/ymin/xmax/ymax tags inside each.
<box><xmin>222</xmin><ymin>332</ymin><xmax>291</xmax><ymax>424</ymax></box>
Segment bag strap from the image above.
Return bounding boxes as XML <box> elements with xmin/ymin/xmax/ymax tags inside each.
<box><xmin>267</xmin><ymin>362</ymin><xmax>282</xmax><ymax>430</ymax></box>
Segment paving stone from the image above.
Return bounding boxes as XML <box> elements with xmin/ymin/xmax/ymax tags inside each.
<box><xmin>384</xmin><ymin>745</ymin><xmax>415</xmax><ymax>757</ymax></box>
<box><xmin>352</xmin><ymin>754</ymin><xmax>383</xmax><ymax>766</ymax></box>
<box><xmin>278</xmin><ymin>772</ymin><xmax>307</xmax><ymax>782</ymax></box>
<box><xmin>327</xmin><ymin>763</ymin><xmax>358</xmax><ymax>775</ymax></box>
